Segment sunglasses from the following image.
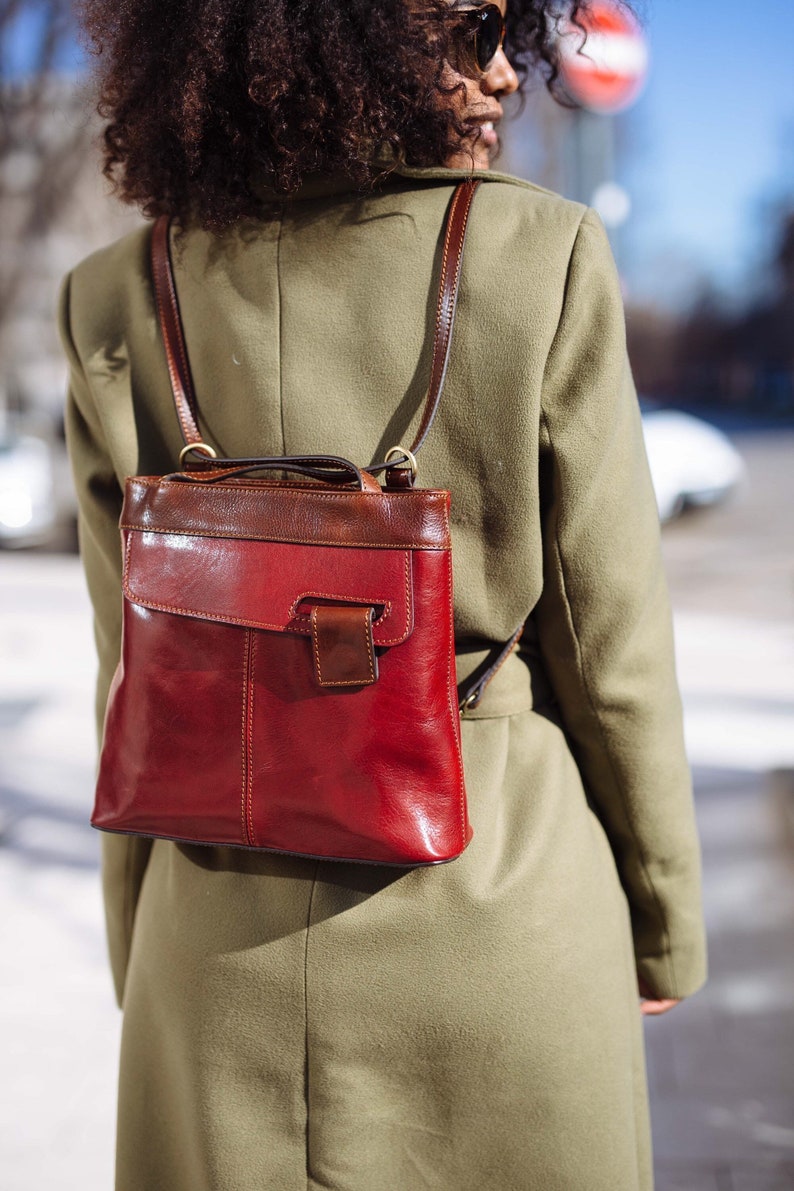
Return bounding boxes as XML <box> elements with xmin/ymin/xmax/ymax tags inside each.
<box><xmin>448</xmin><ymin>4</ymin><xmax>507</xmax><ymax>77</ymax></box>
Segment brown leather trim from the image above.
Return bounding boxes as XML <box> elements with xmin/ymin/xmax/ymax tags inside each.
<box><xmin>121</xmin><ymin>477</ymin><xmax>452</xmax><ymax>550</ymax></box>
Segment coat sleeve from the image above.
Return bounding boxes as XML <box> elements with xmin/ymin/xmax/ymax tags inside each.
<box><xmin>534</xmin><ymin>208</ymin><xmax>707</xmax><ymax>1000</ymax></box>
<box><xmin>58</xmin><ymin>271</ymin><xmax>153</xmax><ymax>1009</ymax></box>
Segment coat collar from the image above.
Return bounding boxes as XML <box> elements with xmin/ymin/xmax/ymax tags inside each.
<box><xmin>250</xmin><ymin>162</ymin><xmax>521</xmax><ymax>204</ymax></box>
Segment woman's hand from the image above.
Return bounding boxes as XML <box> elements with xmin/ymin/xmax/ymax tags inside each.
<box><xmin>638</xmin><ymin>975</ymin><xmax>681</xmax><ymax>1017</ymax></box>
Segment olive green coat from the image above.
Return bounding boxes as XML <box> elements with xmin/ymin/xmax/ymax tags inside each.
<box><xmin>59</xmin><ymin>165</ymin><xmax>707</xmax><ymax>1191</ymax></box>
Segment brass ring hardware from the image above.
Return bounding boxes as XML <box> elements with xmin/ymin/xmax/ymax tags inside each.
<box><xmin>459</xmin><ymin>691</ymin><xmax>480</xmax><ymax>716</ymax></box>
<box><xmin>384</xmin><ymin>444</ymin><xmax>418</xmax><ymax>481</ymax></box>
<box><xmin>178</xmin><ymin>442</ymin><xmax>218</xmax><ymax>467</ymax></box>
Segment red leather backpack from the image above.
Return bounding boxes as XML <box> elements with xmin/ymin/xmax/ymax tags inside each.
<box><xmin>91</xmin><ymin>179</ymin><xmax>522</xmax><ymax>866</ymax></box>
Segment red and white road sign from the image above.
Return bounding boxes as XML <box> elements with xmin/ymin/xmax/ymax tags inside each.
<box><xmin>558</xmin><ymin>2</ymin><xmax>649</xmax><ymax>114</ymax></box>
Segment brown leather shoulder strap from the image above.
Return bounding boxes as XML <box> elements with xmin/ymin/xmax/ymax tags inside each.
<box><xmin>151</xmin><ymin>217</ymin><xmax>203</xmax><ymax>446</ymax></box>
<box><xmin>151</xmin><ymin>179</ymin><xmax>482</xmax><ymax>456</ymax></box>
<box><xmin>412</xmin><ymin>178</ymin><xmax>481</xmax><ymax>458</ymax></box>
<box><xmin>458</xmin><ymin>625</ymin><xmax>525</xmax><ymax>714</ymax></box>
<box><xmin>369</xmin><ymin>178</ymin><xmax>481</xmax><ymax>473</ymax></box>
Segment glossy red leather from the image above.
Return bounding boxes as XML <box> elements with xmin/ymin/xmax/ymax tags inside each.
<box><xmin>93</xmin><ymin>477</ymin><xmax>471</xmax><ymax>865</ymax></box>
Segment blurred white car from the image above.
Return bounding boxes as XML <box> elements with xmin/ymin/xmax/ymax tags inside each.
<box><xmin>640</xmin><ymin>408</ymin><xmax>746</xmax><ymax>523</ymax></box>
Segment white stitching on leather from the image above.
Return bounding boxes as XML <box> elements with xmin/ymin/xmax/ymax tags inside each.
<box><xmin>121</xmin><ymin>523</ymin><xmax>448</xmax><ymax>552</ymax></box>
<box><xmin>245</xmin><ymin>632</ymin><xmax>257</xmax><ymax>846</ymax></box>
<box><xmin>240</xmin><ymin>630</ymin><xmax>251</xmax><ymax>845</ymax></box>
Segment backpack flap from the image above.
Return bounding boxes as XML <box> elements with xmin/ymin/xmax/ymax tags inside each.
<box><xmin>120</xmin><ymin>476</ymin><xmax>424</xmax><ymax>689</ymax></box>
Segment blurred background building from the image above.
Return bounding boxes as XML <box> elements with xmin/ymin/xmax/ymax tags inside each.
<box><xmin>1</xmin><ymin>2</ymin><xmax>793</xmax><ymax>1188</ymax></box>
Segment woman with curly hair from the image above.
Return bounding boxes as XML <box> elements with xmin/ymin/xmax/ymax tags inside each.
<box><xmin>60</xmin><ymin>1</ymin><xmax>706</xmax><ymax>1187</ymax></box>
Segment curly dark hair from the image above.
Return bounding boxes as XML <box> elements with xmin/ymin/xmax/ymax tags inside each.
<box><xmin>80</xmin><ymin>0</ymin><xmax>596</xmax><ymax>230</ymax></box>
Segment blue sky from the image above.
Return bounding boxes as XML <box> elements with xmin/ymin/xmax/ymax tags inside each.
<box><xmin>621</xmin><ymin>0</ymin><xmax>794</xmax><ymax>306</ymax></box>
<box><xmin>1</xmin><ymin>3</ymin><xmax>83</xmax><ymax>76</ymax></box>
<box><xmin>4</xmin><ymin>0</ymin><xmax>793</xmax><ymax>310</ymax></box>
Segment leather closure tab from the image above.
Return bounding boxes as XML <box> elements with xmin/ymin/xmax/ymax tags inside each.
<box><xmin>311</xmin><ymin>604</ymin><xmax>379</xmax><ymax>688</ymax></box>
